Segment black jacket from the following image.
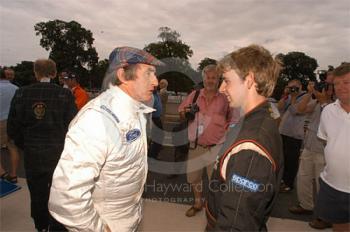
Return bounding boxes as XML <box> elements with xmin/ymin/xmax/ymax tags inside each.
<box><xmin>206</xmin><ymin>102</ymin><xmax>283</xmax><ymax>231</ymax></box>
<box><xmin>7</xmin><ymin>82</ymin><xmax>77</xmax><ymax>171</ymax></box>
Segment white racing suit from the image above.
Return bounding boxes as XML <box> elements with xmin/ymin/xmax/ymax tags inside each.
<box><xmin>49</xmin><ymin>86</ymin><xmax>154</xmax><ymax>232</ymax></box>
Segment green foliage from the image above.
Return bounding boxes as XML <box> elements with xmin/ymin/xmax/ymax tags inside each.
<box><xmin>197</xmin><ymin>57</ymin><xmax>217</xmax><ymax>71</ymax></box>
<box><xmin>273</xmin><ymin>52</ymin><xmax>318</xmax><ymax>99</ymax></box>
<box><xmin>157</xmin><ymin>26</ymin><xmax>180</xmax><ymax>42</ymax></box>
<box><xmin>278</xmin><ymin>52</ymin><xmax>318</xmax><ymax>84</ymax></box>
<box><xmin>89</xmin><ymin>59</ymin><xmax>109</xmax><ymax>89</ymax></box>
<box><xmin>144</xmin><ymin>40</ymin><xmax>193</xmax><ymax>60</ymax></box>
<box><xmin>144</xmin><ymin>27</ymin><xmax>193</xmax><ymax>60</ymax></box>
<box><xmin>12</xmin><ymin>61</ymin><xmax>36</xmax><ymax>86</ymax></box>
<box><xmin>144</xmin><ymin>27</ymin><xmax>196</xmax><ymax>93</ymax></box>
<box><xmin>34</xmin><ymin>20</ymin><xmax>99</xmax><ymax>85</ymax></box>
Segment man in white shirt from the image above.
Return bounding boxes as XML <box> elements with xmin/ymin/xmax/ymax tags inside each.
<box><xmin>49</xmin><ymin>47</ymin><xmax>163</xmax><ymax>232</ymax></box>
<box><xmin>315</xmin><ymin>63</ymin><xmax>350</xmax><ymax>232</ymax></box>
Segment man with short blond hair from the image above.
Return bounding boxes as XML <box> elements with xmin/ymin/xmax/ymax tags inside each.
<box><xmin>7</xmin><ymin>58</ymin><xmax>77</xmax><ymax>231</ymax></box>
<box><xmin>206</xmin><ymin>45</ymin><xmax>283</xmax><ymax>231</ymax></box>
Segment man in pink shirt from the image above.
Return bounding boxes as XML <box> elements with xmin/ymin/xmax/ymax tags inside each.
<box><xmin>178</xmin><ymin>64</ymin><xmax>237</xmax><ymax>217</ymax></box>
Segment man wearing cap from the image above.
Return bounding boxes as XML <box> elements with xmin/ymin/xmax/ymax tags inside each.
<box><xmin>58</xmin><ymin>70</ymin><xmax>69</xmax><ymax>88</ymax></box>
<box><xmin>49</xmin><ymin>47</ymin><xmax>162</xmax><ymax>232</ymax></box>
<box><xmin>64</xmin><ymin>72</ymin><xmax>89</xmax><ymax>110</ymax></box>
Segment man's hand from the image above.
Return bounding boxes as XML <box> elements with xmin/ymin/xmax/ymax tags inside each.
<box><xmin>282</xmin><ymin>87</ymin><xmax>289</xmax><ymax>100</ymax></box>
<box><xmin>314</xmin><ymin>89</ymin><xmax>329</xmax><ymax>105</ymax></box>
<box><xmin>179</xmin><ymin>111</ymin><xmax>186</xmax><ymax>121</ymax></box>
<box><xmin>307</xmin><ymin>82</ymin><xmax>316</xmax><ymax>94</ymax></box>
<box><xmin>105</xmin><ymin>225</ymin><xmax>111</xmax><ymax>232</ymax></box>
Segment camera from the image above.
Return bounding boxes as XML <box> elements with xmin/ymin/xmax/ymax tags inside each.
<box><xmin>185</xmin><ymin>103</ymin><xmax>200</xmax><ymax>121</ymax></box>
<box><xmin>314</xmin><ymin>71</ymin><xmax>329</xmax><ymax>93</ymax></box>
<box><xmin>288</xmin><ymin>86</ymin><xmax>300</xmax><ymax>93</ymax></box>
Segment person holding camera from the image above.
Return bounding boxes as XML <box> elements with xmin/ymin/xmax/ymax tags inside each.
<box><xmin>178</xmin><ymin>64</ymin><xmax>234</xmax><ymax>217</ymax></box>
<box><xmin>278</xmin><ymin>79</ymin><xmax>310</xmax><ymax>192</ymax></box>
<box><xmin>288</xmin><ymin>73</ymin><xmax>334</xmax><ymax>229</ymax></box>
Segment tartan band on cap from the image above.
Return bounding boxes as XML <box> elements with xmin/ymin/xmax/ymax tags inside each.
<box><xmin>107</xmin><ymin>46</ymin><xmax>164</xmax><ymax>73</ymax></box>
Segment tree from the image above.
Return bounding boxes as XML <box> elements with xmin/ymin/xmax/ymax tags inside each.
<box><xmin>89</xmin><ymin>59</ymin><xmax>109</xmax><ymax>89</ymax></box>
<box><xmin>273</xmin><ymin>52</ymin><xmax>318</xmax><ymax>99</ymax></box>
<box><xmin>144</xmin><ymin>27</ymin><xmax>196</xmax><ymax>92</ymax></box>
<box><xmin>144</xmin><ymin>27</ymin><xmax>193</xmax><ymax>60</ymax></box>
<box><xmin>12</xmin><ymin>61</ymin><xmax>36</xmax><ymax>86</ymax></box>
<box><xmin>157</xmin><ymin>26</ymin><xmax>180</xmax><ymax>42</ymax></box>
<box><xmin>197</xmin><ymin>57</ymin><xmax>217</xmax><ymax>71</ymax></box>
<box><xmin>34</xmin><ymin>20</ymin><xmax>99</xmax><ymax>86</ymax></box>
<box><xmin>278</xmin><ymin>52</ymin><xmax>318</xmax><ymax>84</ymax></box>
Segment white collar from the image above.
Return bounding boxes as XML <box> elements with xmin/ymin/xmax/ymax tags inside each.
<box><xmin>40</xmin><ymin>77</ymin><xmax>51</xmax><ymax>83</ymax></box>
<box><xmin>107</xmin><ymin>85</ymin><xmax>154</xmax><ymax>114</ymax></box>
<box><xmin>334</xmin><ymin>99</ymin><xmax>350</xmax><ymax>115</ymax></box>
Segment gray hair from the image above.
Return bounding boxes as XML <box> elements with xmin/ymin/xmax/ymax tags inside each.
<box><xmin>101</xmin><ymin>71</ymin><xmax>117</xmax><ymax>92</ymax></box>
<box><xmin>101</xmin><ymin>64</ymin><xmax>139</xmax><ymax>92</ymax></box>
<box><xmin>201</xmin><ymin>64</ymin><xmax>217</xmax><ymax>79</ymax></box>
<box><xmin>159</xmin><ymin>79</ymin><xmax>168</xmax><ymax>88</ymax></box>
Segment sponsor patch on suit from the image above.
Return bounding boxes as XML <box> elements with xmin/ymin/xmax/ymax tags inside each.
<box><xmin>231</xmin><ymin>174</ymin><xmax>260</xmax><ymax>192</ymax></box>
<box><xmin>126</xmin><ymin>129</ymin><xmax>141</xmax><ymax>143</ymax></box>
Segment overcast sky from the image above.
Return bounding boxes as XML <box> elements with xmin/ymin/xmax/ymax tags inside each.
<box><xmin>0</xmin><ymin>0</ymin><xmax>349</xmax><ymax>70</ymax></box>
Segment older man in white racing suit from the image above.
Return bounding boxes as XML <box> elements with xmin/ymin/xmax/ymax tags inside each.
<box><xmin>48</xmin><ymin>47</ymin><xmax>163</xmax><ymax>232</ymax></box>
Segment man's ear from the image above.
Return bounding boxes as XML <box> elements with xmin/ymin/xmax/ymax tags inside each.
<box><xmin>246</xmin><ymin>71</ymin><xmax>255</xmax><ymax>90</ymax></box>
<box><xmin>116</xmin><ymin>68</ymin><xmax>127</xmax><ymax>84</ymax></box>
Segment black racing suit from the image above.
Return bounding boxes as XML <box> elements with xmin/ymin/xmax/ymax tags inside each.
<box><xmin>206</xmin><ymin>102</ymin><xmax>283</xmax><ymax>231</ymax></box>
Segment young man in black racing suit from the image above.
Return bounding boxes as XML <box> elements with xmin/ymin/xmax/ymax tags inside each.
<box><xmin>205</xmin><ymin>45</ymin><xmax>284</xmax><ymax>231</ymax></box>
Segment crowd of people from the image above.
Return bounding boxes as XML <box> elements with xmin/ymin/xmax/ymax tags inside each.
<box><xmin>0</xmin><ymin>44</ymin><xmax>349</xmax><ymax>232</ymax></box>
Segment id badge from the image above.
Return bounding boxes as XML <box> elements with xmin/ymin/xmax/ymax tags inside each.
<box><xmin>198</xmin><ymin>124</ymin><xmax>204</xmax><ymax>135</ymax></box>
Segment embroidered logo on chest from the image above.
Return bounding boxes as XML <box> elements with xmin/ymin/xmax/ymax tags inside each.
<box><xmin>126</xmin><ymin>129</ymin><xmax>141</xmax><ymax>143</ymax></box>
<box><xmin>32</xmin><ymin>102</ymin><xmax>46</xmax><ymax>119</ymax></box>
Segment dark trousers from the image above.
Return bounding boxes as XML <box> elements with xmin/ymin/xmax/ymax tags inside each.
<box><xmin>148</xmin><ymin>117</ymin><xmax>163</xmax><ymax>159</ymax></box>
<box><xmin>26</xmin><ymin>170</ymin><xmax>67</xmax><ymax>231</ymax></box>
<box><xmin>281</xmin><ymin>135</ymin><xmax>303</xmax><ymax>188</ymax></box>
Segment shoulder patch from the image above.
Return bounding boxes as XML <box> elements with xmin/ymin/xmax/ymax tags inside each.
<box><xmin>32</xmin><ymin>102</ymin><xmax>46</xmax><ymax>119</ymax></box>
<box><xmin>220</xmin><ymin>140</ymin><xmax>276</xmax><ymax>181</ymax></box>
<box><xmin>100</xmin><ymin>105</ymin><xmax>120</xmax><ymax>123</ymax></box>
<box><xmin>126</xmin><ymin>129</ymin><xmax>141</xmax><ymax>143</ymax></box>
<box><xmin>231</xmin><ymin>174</ymin><xmax>260</xmax><ymax>192</ymax></box>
